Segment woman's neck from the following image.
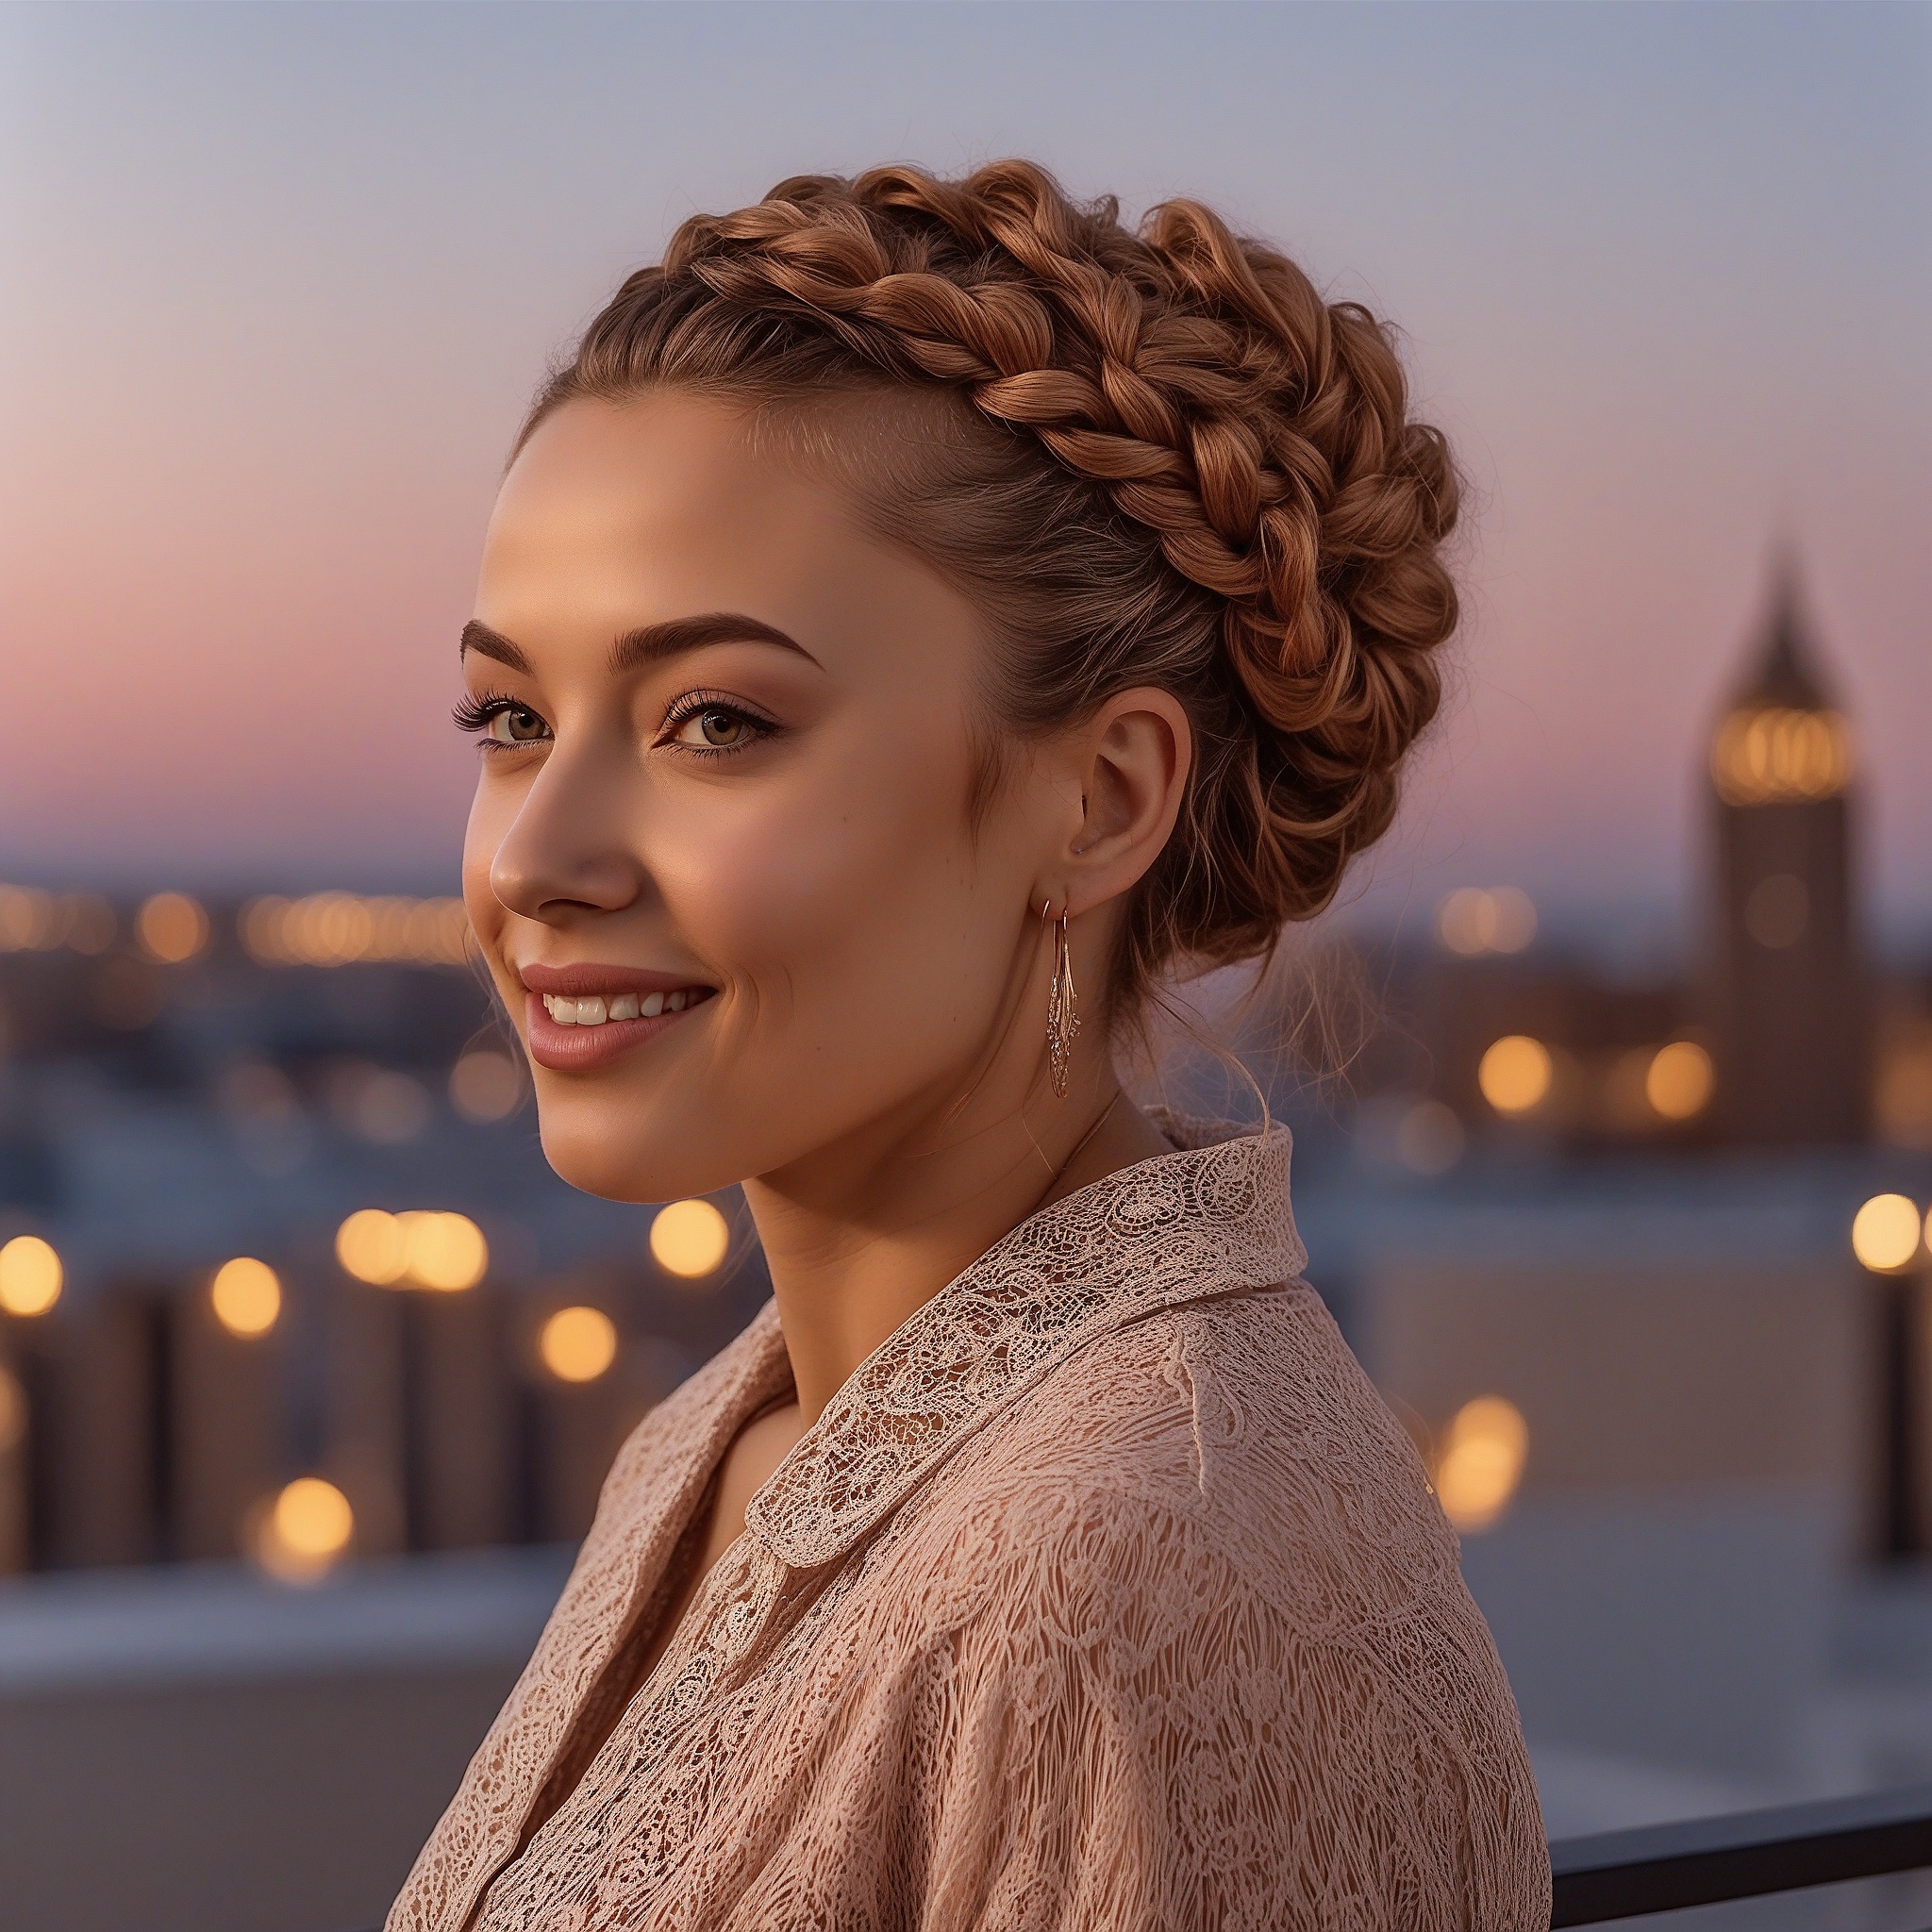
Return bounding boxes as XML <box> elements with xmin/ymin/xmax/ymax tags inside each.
<box><xmin>741</xmin><ymin>1062</ymin><xmax>1173</xmax><ymax>1425</ymax></box>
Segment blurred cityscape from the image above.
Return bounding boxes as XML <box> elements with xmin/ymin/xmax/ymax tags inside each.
<box><xmin>3</xmin><ymin>561</ymin><xmax>1931</xmax><ymax>1930</ymax></box>
<box><xmin>0</xmin><ymin>880</ymin><xmax>774</xmax><ymax>1575</ymax></box>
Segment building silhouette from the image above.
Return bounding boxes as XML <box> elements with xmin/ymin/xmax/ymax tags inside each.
<box><xmin>1705</xmin><ymin>556</ymin><xmax>1868</xmax><ymax>1145</ymax></box>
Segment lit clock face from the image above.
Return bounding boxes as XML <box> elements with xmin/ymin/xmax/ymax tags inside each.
<box><xmin>1710</xmin><ymin>706</ymin><xmax>1853</xmax><ymax>806</ymax></box>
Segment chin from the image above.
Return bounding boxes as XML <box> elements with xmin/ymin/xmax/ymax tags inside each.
<box><xmin>534</xmin><ymin>1089</ymin><xmax>741</xmax><ymax>1206</ymax></box>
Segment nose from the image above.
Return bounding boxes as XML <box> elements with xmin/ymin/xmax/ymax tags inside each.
<box><xmin>487</xmin><ymin>740</ymin><xmax>648</xmax><ymax>928</ymax></box>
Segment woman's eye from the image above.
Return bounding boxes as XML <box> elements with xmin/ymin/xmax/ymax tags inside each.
<box><xmin>674</xmin><ymin>707</ymin><xmax>752</xmax><ymax>751</ymax></box>
<box><xmin>486</xmin><ymin>706</ymin><xmax>548</xmax><ymax>745</ymax></box>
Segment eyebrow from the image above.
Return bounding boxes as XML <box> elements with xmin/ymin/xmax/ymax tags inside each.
<box><xmin>458</xmin><ymin>621</ymin><xmax>532</xmax><ymax>674</ymax></box>
<box><xmin>458</xmin><ymin>614</ymin><xmax>820</xmax><ymax>675</ymax></box>
<box><xmin>609</xmin><ymin>612</ymin><xmax>820</xmax><ymax>675</ymax></box>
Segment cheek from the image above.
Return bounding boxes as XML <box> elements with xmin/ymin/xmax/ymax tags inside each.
<box><xmin>656</xmin><ymin>734</ymin><xmax>996</xmax><ymax>1006</ymax></box>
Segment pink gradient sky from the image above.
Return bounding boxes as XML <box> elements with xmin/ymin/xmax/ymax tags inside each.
<box><xmin>3</xmin><ymin>4</ymin><xmax>1926</xmax><ymax>943</ymax></box>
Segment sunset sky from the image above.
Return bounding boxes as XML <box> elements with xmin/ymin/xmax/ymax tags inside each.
<box><xmin>3</xmin><ymin>3</ymin><xmax>1926</xmax><ymax>944</ymax></box>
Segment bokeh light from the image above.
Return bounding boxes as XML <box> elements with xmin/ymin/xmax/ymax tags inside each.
<box><xmin>136</xmin><ymin>891</ymin><xmax>210</xmax><ymax>963</ymax></box>
<box><xmin>240</xmin><ymin>893</ymin><xmax>470</xmax><ymax>968</ymax></box>
<box><xmin>1852</xmin><ymin>1194</ymin><xmax>1923</xmax><ymax>1274</ymax></box>
<box><xmin>0</xmin><ymin>1235</ymin><xmax>63</xmax><ymax>1317</ymax></box>
<box><xmin>1644</xmin><ymin>1041</ymin><xmax>1715</xmax><ymax>1122</ymax></box>
<box><xmin>449</xmin><ymin>1050</ymin><xmax>523</xmax><ymax>1123</ymax></box>
<box><xmin>1477</xmin><ymin>1036</ymin><xmax>1553</xmax><ymax>1117</ymax></box>
<box><xmin>334</xmin><ymin>1208</ymin><xmax>487</xmax><ymax>1289</ymax></box>
<box><xmin>397</xmin><ymin>1211</ymin><xmax>488</xmax><ymax>1291</ymax></box>
<box><xmin>1434</xmin><ymin>1395</ymin><xmax>1529</xmax><ymax>1532</ymax></box>
<box><xmin>1436</xmin><ymin>886</ymin><xmax>1538</xmax><ymax>958</ymax></box>
<box><xmin>256</xmin><ymin>1476</ymin><xmax>354</xmax><ymax>1583</ymax></box>
<box><xmin>1710</xmin><ymin>707</ymin><xmax>1853</xmax><ymax>805</ymax></box>
<box><xmin>650</xmin><ymin>1199</ymin><xmax>730</xmax><ymax>1279</ymax></box>
<box><xmin>0</xmin><ymin>887</ymin><xmax>117</xmax><ymax>955</ymax></box>
<box><xmin>210</xmin><ymin>1257</ymin><xmax>282</xmax><ymax>1338</ymax></box>
<box><xmin>336</xmin><ymin>1208</ymin><xmax>409</xmax><ymax>1285</ymax></box>
<box><xmin>0</xmin><ymin>885</ymin><xmax>56</xmax><ymax>951</ymax></box>
<box><xmin>540</xmin><ymin>1306</ymin><xmax>619</xmax><ymax>1383</ymax></box>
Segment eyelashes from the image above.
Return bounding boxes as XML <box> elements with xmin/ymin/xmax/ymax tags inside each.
<box><xmin>452</xmin><ymin>686</ymin><xmax>779</xmax><ymax>758</ymax></box>
<box><xmin>657</xmin><ymin>688</ymin><xmax>779</xmax><ymax>757</ymax></box>
<box><xmin>451</xmin><ymin>690</ymin><xmax>525</xmax><ymax>735</ymax></box>
<box><xmin>453</xmin><ymin>689</ymin><xmax>553</xmax><ymax>753</ymax></box>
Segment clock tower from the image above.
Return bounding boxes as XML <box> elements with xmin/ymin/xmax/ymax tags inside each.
<box><xmin>1706</xmin><ymin>558</ymin><xmax>1868</xmax><ymax>1144</ymax></box>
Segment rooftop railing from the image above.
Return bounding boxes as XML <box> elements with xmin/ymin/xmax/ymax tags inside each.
<box><xmin>1550</xmin><ymin>1782</ymin><xmax>1932</xmax><ymax>1924</ymax></box>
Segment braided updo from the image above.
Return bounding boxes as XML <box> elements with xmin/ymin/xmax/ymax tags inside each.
<box><xmin>522</xmin><ymin>160</ymin><xmax>1457</xmax><ymax>1009</ymax></box>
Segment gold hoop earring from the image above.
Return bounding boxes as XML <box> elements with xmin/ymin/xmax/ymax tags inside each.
<box><xmin>1044</xmin><ymin>900</ymin><xmax>1080</xmax><ymax>1100</ymax></box>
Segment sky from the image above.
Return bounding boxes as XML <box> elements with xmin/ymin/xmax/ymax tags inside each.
<box><xmin>2</xmin><ymin>2</ymin><xmax>1927</xmax><ymax>946</ymax></box>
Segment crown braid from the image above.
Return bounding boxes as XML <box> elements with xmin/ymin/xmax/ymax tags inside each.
<box><xmin>525</xmin><ymin>160</ymin><xmax>1457</xmax><ymax>1004</ymax></box>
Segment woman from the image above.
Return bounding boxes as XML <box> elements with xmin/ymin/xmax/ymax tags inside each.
<box><xmin>392</xmin><ymin>162</ymin><xmax>1548</xmax><ymax>1930</ymax></box>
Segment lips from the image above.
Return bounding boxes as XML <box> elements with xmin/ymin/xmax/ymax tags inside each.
<box><xmin>517</xmin><ymin>963</ymin><xmax>717</xmax><ymax>1073</ymax></box>
<box><xmin>519</xmin><ymin>963</ymin><xmax>697</xmax><ymax>999</ymax></box>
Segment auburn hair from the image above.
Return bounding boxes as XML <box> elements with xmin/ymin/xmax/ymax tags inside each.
<box><xmin>520</xmin><ymin>160</ymin><xmax>1457</xmax><ymax>1011</ymax></box>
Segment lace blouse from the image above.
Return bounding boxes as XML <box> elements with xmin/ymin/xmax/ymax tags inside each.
<box><xmin>390</xmin><ymin>1121</ymin><xmax>1550</xmax><ymax>1931</ymax></box>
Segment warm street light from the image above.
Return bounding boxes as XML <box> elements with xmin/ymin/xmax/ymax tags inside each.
<box><xmin>210</xmin><ymin>1257</ymin><xmax>282</xmax><ymax>1338</ymax></box>
<box><xmin>1434</xmin><ymin>1396</ymin><xmax>1529</xmax><ymax>1532</ymax></box>
<box><xmin>541</xmin><ymin>1307</ymin><xmax>619</xmax><ymax>1383</ymax></box>
<box><xmin>136</xmin><ymin>891</ymin><xmax>209</xmax><ymax>963</ymax></box>
<box><xmin>256</xmin><ymin>1476</ymin><xmax>355</xmax><ymax>1583</ymax></box>
<box><xmin>650</xmin><ymin>1199</ymin><xmax>730</xmax><ymax>1279</ymax></box>
<box><xmin>335</xmin><ymin>1208</ymin><xmax>486</xmax><ymax>1289</ymax></box>
<box><xmin>1645</xmin><ymin>1041</ymin><xmax>1715</xmax><ymax>1122</ymax></box>
<box><xmin>1853</xmin><ymin>1194</ymin><xmax>1924</xmax><ymax>1274</ymax></box>
<box><xmin>0</xmin><ymin>1235</ymin><xmax>63</xmax><ymax>1317</ymax></box>
<box><xmin>396</xmin><ymin>1211</ymin><xmax>488</xmax><ymax>1291</ymax></box>
<box><xmin>1478</xmin><ymin>1036</ymin><xmax>1553</xmax><ymax>1117</ymax></box>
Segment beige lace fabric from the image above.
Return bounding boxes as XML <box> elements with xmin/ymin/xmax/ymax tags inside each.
<box><xmin>390</xmin><ymin>1122</ymin><xmax>1550</xmax><ymax>1931</ymax></box>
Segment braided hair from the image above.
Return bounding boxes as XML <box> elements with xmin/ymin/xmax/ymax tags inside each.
<box><xmin>520</xmin><ymin>161</ymin><xmax>1458</xmax><ymax>1009</ymax></box>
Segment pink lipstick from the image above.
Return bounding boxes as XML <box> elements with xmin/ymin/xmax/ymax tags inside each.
<box><xmin>518</xmin><ymin>963</ymin><xmax>717</xmax><ymax>1073</ymax></box>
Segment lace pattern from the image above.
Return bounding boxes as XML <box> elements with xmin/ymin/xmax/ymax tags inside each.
<box><xmin>389</xmin><ymin>1124</ymin><xmax>1549</xmax><ymax>1931</ymax></box>
<box><xmin>747</xmin><ymin>1111</ymin><xmax>1300</xmax><ymax>1565</ymax></box>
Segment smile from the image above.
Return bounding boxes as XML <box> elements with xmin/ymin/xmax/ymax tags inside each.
<box><xmin>541</xmin><ymin>987</ymin><xmax>708</xmax><ymax>1026</ymax></box>
<box><xmin>517</xmin><ymin>967</ymin><xmax>718</xmax><ymax>1073</ymax></box>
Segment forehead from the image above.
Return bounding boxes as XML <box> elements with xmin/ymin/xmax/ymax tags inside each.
<box><xmin>479</xmin><ymin>391</ymin><xmax>975</xmax><ymax>664</ymax></box>
<box><xmin>488</xmin><ymin>392</ymin><xmax>841</xmax><ymax>584</ymax></box>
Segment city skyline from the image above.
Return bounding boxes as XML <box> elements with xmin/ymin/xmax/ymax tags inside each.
<box><xmin>3</xmin><ymin>3</ymin><xmax>1926</xmax><ymax>938</ymax></box>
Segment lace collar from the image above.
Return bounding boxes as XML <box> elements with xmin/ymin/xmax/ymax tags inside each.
<box><xmin>745</xmin><ymin>1116</ymin><xmax>1304</xmax><ymax>1568</ymax></box>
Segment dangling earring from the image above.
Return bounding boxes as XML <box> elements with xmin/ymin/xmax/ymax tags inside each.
<box><xmin>1044</xmin><ymin>900</ymin><xmax>1080</xmax><ymax>1100</ymax></box>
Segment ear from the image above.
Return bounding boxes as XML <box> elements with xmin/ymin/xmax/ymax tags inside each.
<box><xmin>1045</xmin><ymin>687</ymin><xmax>1192</xmax><ymax>919</ymax></box>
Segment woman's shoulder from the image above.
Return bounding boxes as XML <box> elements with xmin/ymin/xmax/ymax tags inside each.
<box><xmin>913</xmin><ymin>1282</ymin><xmax>1464</xmax><ymax>1630</ymax></box>
<box><xmin>869</xmin><ymin>1286</ymin><xmax>1545</xmax><ymax>1893</ymax></box>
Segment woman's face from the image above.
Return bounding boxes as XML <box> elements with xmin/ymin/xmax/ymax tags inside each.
<box><xmin>460</xmin><ymin>391</ymin><xmax>1066</xmax><ymax>1204</ymax></box>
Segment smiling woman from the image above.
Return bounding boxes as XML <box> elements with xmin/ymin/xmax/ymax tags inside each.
<box><xmin>393</xmin><ymin>161</ymin><xmax>1548</xmax><ymax>1932</ymax></box>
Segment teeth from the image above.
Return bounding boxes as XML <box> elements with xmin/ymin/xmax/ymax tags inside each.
<box><xmin>541</xmin><ymin>988</ymin><xmax>704</xmax><ymax>1027</ymax></box>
